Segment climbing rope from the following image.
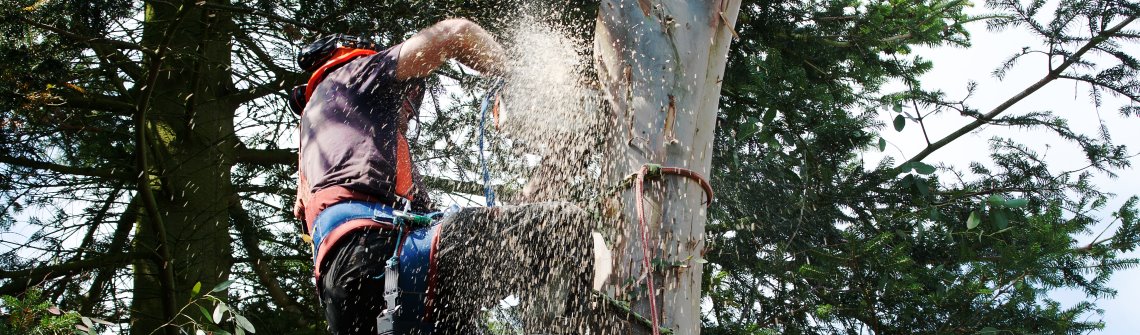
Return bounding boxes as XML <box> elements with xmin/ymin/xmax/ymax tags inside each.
<box><xmin>478</xmin><ymin>78</ymin><xmax>506</xmax><ymax>207</ymax></box>
<box><xmin>631</xmin><ymin>163</ymin><xmax>714</xmax><ymax>335</ymax></box>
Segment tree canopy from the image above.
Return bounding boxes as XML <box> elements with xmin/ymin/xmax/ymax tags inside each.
<box><xmin>1</xmin><ymin>0</ymin><xmax>1138</xmax><ymax>334</ymax></box>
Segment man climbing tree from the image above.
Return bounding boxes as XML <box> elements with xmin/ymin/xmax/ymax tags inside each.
<box><xmin>291</xmin><ymin>19</ymin><xmax>595</xmax><ymax>334</ymax></box>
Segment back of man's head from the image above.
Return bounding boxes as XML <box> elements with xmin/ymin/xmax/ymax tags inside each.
<box><xmin>297</xmin><ymin>34</ymin><xmax>378</xmax><ymax>73</ymax></box>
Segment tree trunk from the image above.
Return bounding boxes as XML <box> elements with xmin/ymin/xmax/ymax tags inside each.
<box><xmin>594</xmin><ymin>1</ymin><xmax>740</xmax><ymax>334</ymax></box>
<box><xmin>131</xmin><ymin>1</ymin><xmax>236</xmax><ymax>333</ymax></box>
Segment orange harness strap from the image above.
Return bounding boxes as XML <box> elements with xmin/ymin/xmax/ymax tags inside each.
<box><xmin>303</xmin><ymin>48</ymin><xmax>378</xmax><ymax>101</ymax></box>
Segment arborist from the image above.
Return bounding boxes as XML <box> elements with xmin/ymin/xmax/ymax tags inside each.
<box><xmin>288</xmin><ymin>19</ymin><xmax>596</xmax><ymax>335</ymax></box>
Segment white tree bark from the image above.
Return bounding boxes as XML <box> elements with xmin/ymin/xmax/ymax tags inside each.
<box><xmin>594</xmin><ymin>0</ymin><xmax>741</xmax><ymax>334</ymax></box>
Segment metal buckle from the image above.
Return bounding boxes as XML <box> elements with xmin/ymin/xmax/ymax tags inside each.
<box><xmin>376</xmin><ymin>306</ymin><xmax>399</xmax><ymax>335</ymax></box>
<box><xmin>377</xmin><ymin>256</ymin><xmax>401</xmax><ymax>335</ymax></box>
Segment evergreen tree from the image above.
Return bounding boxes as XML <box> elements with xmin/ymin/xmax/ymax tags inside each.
<box><xmin>0</xmin><ymin>0</ymin><xmax>1136</xmax><ymax>334</ymax></box>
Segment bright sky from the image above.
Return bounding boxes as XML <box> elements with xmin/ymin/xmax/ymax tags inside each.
<box><xmin>871</xmin><ymin>12</ymin><xmax>1139</xmax><ymax>334</ymax></box>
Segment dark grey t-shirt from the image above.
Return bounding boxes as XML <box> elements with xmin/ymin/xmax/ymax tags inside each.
<box><xmin>299</xmin><ymin>44</ymin><xmax>431</xmax><ymax>210</ymax></box>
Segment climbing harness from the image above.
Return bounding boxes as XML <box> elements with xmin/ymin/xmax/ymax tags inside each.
<box><xmin>376</xmin><ymin>205</ymin><xmax>438</xmax><ymax>335</ymax></box>
<box><xmin>304</xmin><ymin>199</ymin><xmax>442</xmax><ymax>335</ymax></box>
<box><xmin>630</xmin><ymin>163</ymin><xmax>714</xmax><ymax>335</ymax></box>
<box><xmin>382</xmin><ymin>79</ymin><xmax>504</xmax><ymax>333</ymax></box>
<box><xmin>478</xmin><ymin>78</ymin><xmax>506</xmax><ymax>207</ymax></box>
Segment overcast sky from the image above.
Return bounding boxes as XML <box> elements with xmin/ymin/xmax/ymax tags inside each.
<box><xmin>870</xmin><ymin>12</ymin><xmax>1139</xmax><ymax>334</ymax></box>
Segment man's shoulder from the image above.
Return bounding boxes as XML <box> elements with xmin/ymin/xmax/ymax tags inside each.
<box><xmin>324</xmin><ymin>45</ymin><xmax>402</xmax><ymax>84</ymax></box>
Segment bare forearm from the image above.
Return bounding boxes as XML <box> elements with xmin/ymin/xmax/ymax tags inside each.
<box><xmin>396</xmin><ymin>19</ymin><xmax>506</xmax><ymax>80</ymax></box>
<box><xmin>448</xmin><ymin>20</ymin><xmax>506</xmax><ymax>75</ymax></box>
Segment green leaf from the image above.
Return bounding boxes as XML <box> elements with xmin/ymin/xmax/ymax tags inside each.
<box><xmin>897</xmin><ymin>161</ymin><xmax>915</xmax><ymax>175</ymax></box>
<box><xmin>1006</xmin><ymin>198</ymin><xmax>1029</xmax><ymax>208</ymax></box>
<box><xmin>900</xmin><ymin>174</ymin><xmax>916</xmax><ymax>189</ymax></box>
<box><xmin>980</xmin><ymin>327</ymin><xmax>999</xmax><ymax>335</ymax></box>
<box><xmin>993</xmin><ymin>209</ymin><xmax>1009</xmax><ymax>229</ymax></box>
<box><xmin>893</xmin><ymin>103</ymin><xmax>903</xmax><ymax>113</ymax></box>
<box><xmin>878</xmin><ymin>137</ymin><xmax>886</xmax><ymax>152</ymax></box>
<box><xmin>235</xmin><ymin>314</ymin><xmax>256</xmax><ymax>333</ymax></box>
<box><xmin>760</xmin><ymin>109</ymin><xmax>777</xmax><ymax>125</ymax></box>
<box><xmin>197</xmin><ymin>305</ymin><xmax>212</xmax><ymax>323</ymax></box>
<box><xmin>213</xmin><ymin>303</ymin><xmax>228</xmax><ymax>324</ymax></box>
<box><xmin>210</xmin><ymin>279</ymin><xmax>235</xmax><ymax>293</ymax></box>
<box><xmin>967</xmin><ymin>211</ymin><xmax>981</xmax><ymax>230</ymax></box>
<box><xmin>893</xmin><ymin>115</ymin><xmax>906</xmax><ymax>131</ymax></box>
<box><xmin>912</xmin><ymin>162</ymin><xmax>936</xmax><ymax>175</ymax></box>
<box><xmin>987</xmin><ymin>194</ymin><xmax>1006</xmax><ymax>206</ymax></box>
<box><xmin>737</xmin><ymin>121</ymin><xmax>758</xmax><ymax>141</ymax></box>
<box><xmin>236</xmin><ymin>328</ymin><xmax>245</xmax><ymax>335</ymax></box>
<box><xmin>80</xmin><ymin>317</ymin><xmax>95</xmax><ymax>335</ymax></box>
<box><xmin>915</xmin><ymin>178</ymin><xmax>931</xmax><ymax>198</ymax></box>
<box><xmin>191</xmin><ymin>282</ymin><xmax>202</xmax><ymax>297</ymax></box>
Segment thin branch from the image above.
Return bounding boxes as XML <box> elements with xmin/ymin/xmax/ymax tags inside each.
<box><xmin>229</xmin><ymin>198</ymin><xmax>313</xmax><ymax>327</ymax></box>
<box><xmin>197</xmin><ymin>2</ymin><xmax>325</xmax><ymax>32</ymax></box>
<box><xmin>72</xmin><ymin>186</ymin><xmax>125</xmax><ymax>260</ymax></box>
<box><xmin>235</xmin><ymin>147</ymin><xmax>296</xmax><ymax>167</ymax></box>
<box><xmin>17</xmin><ymin>16</ymin><xmax>151</xmax><ymax>53</ymax></box>
<box><xmin>0</xmin><ymin>154</ymin><xmax>130</xmax><ymax>179</ymax></box>
<box><xmin>0</xmin><ymin>253</ymin><xmax>138</xmax><ymax>296</ymax></box>
<box><xmin>226</xmin><ymin>81</ymin><xmax>292</xmax><ymax>106</ymax></box>
<box><xmin>226</xmin><ymin>28</ymin><xmax>304</xmax><ymax>105</ymax></box>
<box><xmin>1058</xmin><ymin>74</ymin><xmax>1140</xmax><ymax>101</ymax></box>
<box><xmin>235</xmin><ymin>184</ymin><xmax>293</xmax><ymax>195</ymax></box>
<box><xmin>53</xmin><ymin>90</ymin><xmax>136</xmax><ymax>115</ymax></box>
<box><xmin>82</xmin><ymin>196</ymin><xmax>140</xmax><ymax>315</ymax></box>
<box><xmin>899</xmin><ymin>14</ymin><xmax>1139</xmax><ymax>168</ymax></box>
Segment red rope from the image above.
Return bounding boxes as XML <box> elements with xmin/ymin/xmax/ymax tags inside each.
<box><xmin>633</xmin><ymin>164</ymin><xmax>714</xmax><ymax>335</ymax></box>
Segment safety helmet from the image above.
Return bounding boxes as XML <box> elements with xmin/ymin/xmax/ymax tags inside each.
<box><xmin>297</xmin><ymin>34</ymin><xmax>378</xmax><ymax>72</ymax></box>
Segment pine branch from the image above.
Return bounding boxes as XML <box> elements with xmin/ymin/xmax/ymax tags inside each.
<box><xmin>235</xmin><ymin>147</ymin><xmax>296</xmax><ymax>167</ymax></box>
<box><xmin>226</xmin><ymin>28</ymin><xmax>306</xmax><ymax>106</ymax></box>
<box><xmin>0</xmin><ymin>154</ymin><xmax>130</xmax><ymax>179</ymax></box>
<box><xmin>52</xmin><ymin>90</ymin><xmax>135</xmax><ymax>115</ymax></box>
<box><xmin>196</xmin><ymin>2</ymin><xmax>325</xmax><ymax>33</ymax></box>
<box><xmin>229</xmin><ymin>198</ymin><xmax>313</xmax><ymax>327</ymax></box>
<box><xmin>81</xmin><ymin>196</ymin><xmax>140</xmax><ymax>315</ymax></box>
<box><xmin>0</xmin><ymin>253</ymin><xmax>138</xmax><ymax>296</ymax></box>
<box><xmin>899</xmin><ymin>14</ymin><xmax>1139</xmax><ymax>168</ymax></box>
<box><xmin>16</xmin><ymin>16</ymin><xmax>151</xmax><ymax>53</ymax></box>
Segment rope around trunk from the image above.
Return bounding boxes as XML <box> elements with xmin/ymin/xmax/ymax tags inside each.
<box><xmin>632</xmin><ymin>163</ymin><xmax>714</xmax><ymax>335</ymax></box>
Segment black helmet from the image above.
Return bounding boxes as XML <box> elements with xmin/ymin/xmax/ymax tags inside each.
<box><xmin>297</xmin><ymin>34</ymin><xmax>378</xmax><ymax>72</ymax></box>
